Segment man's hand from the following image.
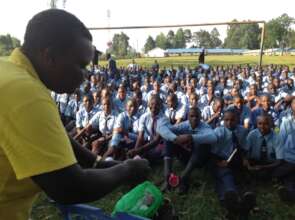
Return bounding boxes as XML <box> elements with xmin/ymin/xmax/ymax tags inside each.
<box><xmin>96</xmin><ymin>136</ymin><xmax>106</xmax><ymax>143</ymax></box>
<box><xmin>247</xmin><ymin>165</ymin><xmax>262</xmax><ymax>171</ymax></box>
<box><xmin>216</xmin><ymin>160</ymin><xmax>228</xmax><ymax>167</ymax></box>
<box><xmin>212</xmin><ymin>111</ymin><xmax>221</xmax><ymax>118</ymax></box>
<box><xmin>124</xmin><ymin>136</ymin><xmax>134</xmax><ymax>145</ymax></box>
<box><xmin>124</xmin><ymin>159</ymin><xmax>151</xmax><ymax>184</ymax></box>
<box><xmin>174</xmin><ymin>134</ymin><xmax>193</xmax><ymax>146</ymax></box>
<box><xmin>127</xmin><ymin>148</ymin><xmax>140</xmax><ymax>158</ymax></box>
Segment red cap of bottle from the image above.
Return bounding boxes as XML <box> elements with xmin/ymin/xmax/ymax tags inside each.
<box><xmin>168</xmin><ymin>173</ymin><xmax>180</xmax><ymax>187</ymax></box>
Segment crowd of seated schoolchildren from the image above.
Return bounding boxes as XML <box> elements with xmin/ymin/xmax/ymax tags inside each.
<box><xmin>51</xmin><ymin>62</ymin><xmax>295</xmax><ymax>219</ymax></box>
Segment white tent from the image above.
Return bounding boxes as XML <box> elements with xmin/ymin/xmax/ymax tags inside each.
<box><xmin>146</xmin><ymin>47</ymin><xmax>165</xmax><ymax>57</ymax></box>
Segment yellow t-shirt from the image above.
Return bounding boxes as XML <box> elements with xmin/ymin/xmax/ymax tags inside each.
<box><xmin>0</xmin><ymin>48</ymin><xmax>77</xmax><ymax>220</ymax></box>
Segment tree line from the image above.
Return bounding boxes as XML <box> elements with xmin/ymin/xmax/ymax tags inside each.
<box><xmin>143</xmin><ymin>13</ymin><xmax>295</xmax><ymax>53</ymax></box>
<box><xmin>0</xmin><ymin>34</ymin><xmax>20</xmax><ymax>56</ymax></box>
<box><xmin>0</xmin><ymin>14</ymin><xmax>294</xmax><ymax>57</ymax></box>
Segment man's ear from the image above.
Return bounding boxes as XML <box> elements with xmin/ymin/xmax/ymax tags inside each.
<box><xmin>40</xmin><ymin>47</ymin><xmax>56</xmax><ymax>66</ymax></box>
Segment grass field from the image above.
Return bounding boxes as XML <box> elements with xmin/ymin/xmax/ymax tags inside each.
<box><xmin>99</xmin><ymin>55</ymin><xmax>295</xmax><ymax>69</ymax></box>
<box><xmin>31</xmin><ymin>162</ymin><xmax>295</xmax><ymax>220</ymax></box>
<box><xmin>1</xmin><ymin>54</ymin><xmax>295</xmax><ymax>68</ymax></box>
<box><xmin>0</xmin><ymin>56</ymin><xmax>8</xmax><ymax>61</ymax></box>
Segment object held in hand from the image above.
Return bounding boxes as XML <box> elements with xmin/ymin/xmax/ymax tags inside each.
<box><xmin>92</xmin><ymin>155</ymin><xmax>102</xmax><ymax>168</ymax></box>
<box><xmin>226</xmin><ymin>148</ymin><xmax>237</xmax><ymax>163</ymax></box>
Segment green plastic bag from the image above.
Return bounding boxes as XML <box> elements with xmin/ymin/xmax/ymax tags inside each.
<box><xmin>112</xmin><ymin>181</ymin><xmax>163</xmax><ymax>218</ymax></box>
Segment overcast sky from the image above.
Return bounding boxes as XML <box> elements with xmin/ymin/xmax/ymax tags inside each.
<box><xmin>0</xmin><ymin>0</ymin><xmax>294</xmax><ymax>52</ymax></box>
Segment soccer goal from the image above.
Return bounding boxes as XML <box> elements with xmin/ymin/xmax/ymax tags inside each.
<box><xmin>88</xmin><ymin>20</ymin><xmax>266</xmax><ymax>67</ymax></box>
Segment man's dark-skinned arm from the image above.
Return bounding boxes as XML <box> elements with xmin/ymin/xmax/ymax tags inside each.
<box><xmin>127</xmin><ymin>134</ymin><xmax>161</xmax><ymax>158</ymax></box>
<box><xmin>32</xmin><ymin>158</ymin><xmax>150</xmax><ymax>204</ymax></box>
<box><xmin>134</xmin><ymin>131</ymin><xmax>145</xmax><ymax>149</ymax></box>
<box><xmin>33</xmin><ymin>136</ymin><xmax>150</xmax><ymax>205</ymax></box>
<box><xmin>69</xmin><ymin>135</ymin><xmax>96</xmax><ymax>168</ymax></box>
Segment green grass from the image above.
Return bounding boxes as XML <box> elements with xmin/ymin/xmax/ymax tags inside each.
<box><xmin>0</xmin><ymin>56</ymin><xmax>8</xmax><ymax>61</ymax></box>
<box><xmin>31</xmin><ymin>163</ymin><xmax>295</xmax><ymax>220</ymax></box>
<box><xmin>2</xmin><ymin>54</ymin><xmax>294</xmax><ymax>68</ymax></box>
<box><xmin>99</xmin><ymin>55</ymin><xmax>295</xmax><ymax>69</ymax></box>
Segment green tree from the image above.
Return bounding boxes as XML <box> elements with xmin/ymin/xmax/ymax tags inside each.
<box><xmin>224</xmin><ymin>20</ymin><xmax>260</xmax><ymax>49</ymax></box>
<box><xmin>166</xmin><ymin>30</ymin><xmax>175</xmax><ymax>48</ymax></box>
<box><xmin>184</xmin><ymin>29</ymin><xmax>192</xmax><ymax>43</ymax></box>
<box><xmin>192</xmin><ymin>30</ymin><xmax>212</xmax><ymax>48</ymax></box>
<box><xmin>174</xmin><ymin>28</ymin><xmax>186</xmax><ymax>48</ymax></box>
<box><xmin>210</xmin><ymin>28</ymin><xmax>222</xmax><ymax>48</ymax></box>
<box><xmin>0</xmin><ymin>34</ymin><xmax>21</xmax><ymax>56</ymax></box>
<box><xmin>264</xmin><ymin>13</ymin><xmax>295</xmax><ymax>49</ymax></box>
<box><xmin>110</xmin><ymin>32</ymin><xmax>130</xmax><ymax>58</ymax></box>
<box><xmin>155</xmin><ymin>32</ymin><xmax>168</xmax><ymax>49</ymax></box>
<box><xmin>288</xmin><ymin>30</ymin><xmax>295</xmax><ymax>48</ymax></box>
<box><xmin>144</xmin><ymin>36</ymin><xmax>156</xmax><ymax>53</ymax></box>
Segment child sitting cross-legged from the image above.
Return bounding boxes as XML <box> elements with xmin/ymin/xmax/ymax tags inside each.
<box><xmin>210</xmin><ymin>109</ymin><xmax>256</xmax><ymax>220</ymax></box>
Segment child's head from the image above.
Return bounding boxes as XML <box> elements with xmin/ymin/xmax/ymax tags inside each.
<box><xmin>74</xmin><ymin>89</ymin><xmax>81</xmax><ymax>101</ymax></box>
<box><xmin>223</xmin><ymin>109</ymin><xmax>239</xmax><ymax>130</ymax></box>
<box><xmin>186</xmin><ymin>84</ymin><xmax>195</xmax><ymax>96</ymax></box>
<box><xmin>132</xmin><ymin>80</ymin><xmax>140</xmax><ymax>92</ymax></box>
<box><xmin>167</xmin><ymin>94</ymin><xmax>178</xmax><ymax>109</ymax></box>
<box><xmin>83</xmin><ymin>82</ymin><xmax>91</xmax><ymax>93</ymax></box>
<box><xmin>149</xmin><ymin>94</ymin><xmax>162</xmax><ymax>117</ymax></box>
<box><xmin>90</xmin><ymin>74</ymin><xmax>97</xmax><ymax>84</ymax></box>
<box><xmin>101</xmin><ymin>87</ymin><xmax>111</xmax><ymax>99</ymax></box>
<box><xmin>272</xmin><ymin>78</ymin><xmax>280</xmax><ymax>88</ymax></box>
<box><xmin>231</xmin><ymin>87</ymin><xmax>239</xmax><ymax>97</ymax></box>
<box><xmin>260</xmin><ymin>94</ymin><xmax>271</xmax><ymax>110</ymax></box>
<box><xmin>83</xmin><ymin>95</ymin><xmax>93</xmax><ymax>112</ymax></box>
<box><xmin>153</xmin><ymin>80</ymin><xmax>161</xmax><ymax>93</ymax></box>
<box><xmin>126</xmin><ymin>98</ymin><xmax>137</xmax><ymax>116</ymax></box>
<box><xmin>118</xmin><ymin>85</ymin><xmax>127</xmax><ymax>100</ymax></box>
<box><xmin>101</xmin><ymin>97</ymin><xmax>112</xmax><ymax>114</ymax></box>
<box><xmin>169</xmin><ymin>82</ymin><xmax>178</xmax><ymax>93</ymax></box>
<box><xmin>133</xmin><ymin>90</ymin><xmax>143</xmax><ymax>106</ymax></box>
<box><xmin>190</xmin><ymin>78</ymin><xmax>197</xmax><ymax>88</ymax></box>
<box><xmin>213</xmin><ymin>98</ymin><xmax>224</xmax><ymax>113</ymax></box>
<box><xmin>257</xmin><ymin>114</ymin><xmax>273</xmax><ymax>135</ymax></box>
<box><xmin>267</xmin><ymin>83</ymin><xmax>276</xmax><ymax>94</ymax></box>
<box><xmin>233</xmin><ymin>95</ymin><xmax>243</xmax><ymax>110</ymax></box>
<box><xmin>188</xmin><ymin>107</ymin><xmax>201</xmax><ymax>129</ymax></box>
<box><xmin>249</xmin><ymin>84</ymin><xmax>257</xmax><ymax>96</ymax></box>
<box><xmin>92</xmin><ymin>90</ymin><xmax>101</xmax><ymax>104</ymax></box>
<box><xmin>207</xmin><ymin>85</ymin><xmax>214</xmax><ymax>95</ymax></box>
<box><xmin>189</xmin><ymin>93</ymin><xmax>199</xmax><ymax>108</ymax></box>
<box><xmin>207</xmin><ymin>80</ymin><xmax>214</xmax><ymax>88</ymax></box>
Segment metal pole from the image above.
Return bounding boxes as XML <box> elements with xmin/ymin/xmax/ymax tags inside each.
<box><xmin>259</xmin><ymin>22</ymin><xmax>265</xmax><ymax>67</ymax></box>
<box><xmin>88</xmin><ymin>20</ymin><xmax>265</xmax><ymax>31</ymax></box>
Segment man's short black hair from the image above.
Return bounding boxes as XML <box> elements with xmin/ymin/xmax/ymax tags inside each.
<box><xmin>257</xmin><ymin>113</ymin><xmax>273</xmax><ymax>124</ymax></box>
<box><xmin>22</xmin><ymin>9</ymin><xmax>92</xmax><ymax>54</ymax></box>
<box><xmin>189</xmin><ymin>106</ymin><xmax>201</xmax><ymax>117</ymax></box>
<box><xmin>224</xmin><ymin>108</ymin><xmax>239</xmax><ymax>119</ymax></box>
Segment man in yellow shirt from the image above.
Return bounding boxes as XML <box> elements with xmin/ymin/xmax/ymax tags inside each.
<box><xmin>0</xmin><ymin>9</ymin><xmax>150</xmax><ymax>220</ymax></box>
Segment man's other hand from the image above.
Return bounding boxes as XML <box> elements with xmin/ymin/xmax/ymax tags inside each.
<box><xmin>124</xmin><ymin>159</ymin><xmax>151</xmax><ymax>184</ymax></box>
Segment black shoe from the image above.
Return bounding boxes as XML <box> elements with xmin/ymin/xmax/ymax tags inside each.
<box><xmin>177</xmin><ymin>179</ymin><xmax>189</xmax><ymax>194</ymax></box>
<box><xmin>239</xmin><ymin>191</ymin><xmax>256</xmax><ymax>220</ymax></box>
<box><xmin>224</xmin><ymin>191</ymin><xmax>240</xmax><ymax>219</ymax></box>
<box><xmin>278</xmin><ymin>186</ymin><xmax>295</xmax><ymax>203</ymax></box>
